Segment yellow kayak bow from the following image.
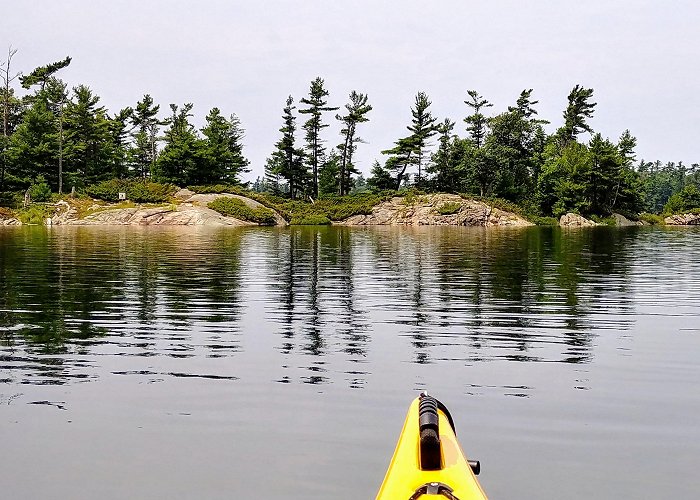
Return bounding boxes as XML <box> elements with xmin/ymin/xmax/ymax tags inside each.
<box><xmin>377</xmin><ymin>393</ymin><xmax>488</xmax><ymax>499</ymax></box>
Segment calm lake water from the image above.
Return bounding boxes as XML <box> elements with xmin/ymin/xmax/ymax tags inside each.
<box><xmin>1</xmin><ymin>225</ymin><xmax>699</xmax><ymax>499</ymax></box>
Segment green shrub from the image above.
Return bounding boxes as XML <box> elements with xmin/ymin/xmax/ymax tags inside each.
<box><xmin>590</xmin><ymin>215</ymin><xmax>616</xmax><ymax>226</ymax></box>
<box><xmin>128</xmin><ymin>182</ymin><xmax>177</xmax><ymax>203</ymax></box>
<box><xmin>29</xmin><ymin>176</ymin><xmax>52</xmax><ymax>202</ymax></box>
<box><xmin>663</xmin><ymin>184</ymin><xmax>700</xmax><ymax>214</ymax></box>
<box><xmin>437</xmin><ymin>201</ymin><xmax>462</xmax><ymax>215</ymax></box>
<box><xmin>638</xmin><ymin>212</ymin><xmax>665</xmax><ymax>225</ymax></box>
<box><xmin>290</xmin><ymin>214</ymin><xmax>331</xmax><ymax>225</ymax></box>
<box><xmin>85</xmin><ymin>179</ymin><xmax>177</xmax><ymax>203</ymax></box>
<box><xmin>188</xmin><ymin>184</ymin><xmax>238</xmax><ymax>194</ymax></box>
<box><xmin>530</xmin><ymin>216</ymin><xmax>559</xmax><ymax>226</ymax></box>
<box><xmin>17</xmin><ymin>204</ymin><xmax>53</xmax><ymax>225</ymax></box>
<box><xmin>207</xmin><ymin>197</ymin><xmax>277</xmax><ymax>225</ymax></box>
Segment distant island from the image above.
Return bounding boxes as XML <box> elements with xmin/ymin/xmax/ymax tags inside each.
<box><xmin>1</xmin><ymin>52</ymin><xmax>699</xmax><ymax>227</ymax></box>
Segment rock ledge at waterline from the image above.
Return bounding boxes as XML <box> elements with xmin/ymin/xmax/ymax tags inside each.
<box><xmin>664</xmin><ymin>213</ymin><xmax>700</xmax><ymax>225</ymax></box>
<box><xmin>339</xmin><ymin>194</ymin><xmax>533</xmax><ymax>227</ymax></box>
<box><xmin>50</xmin><ymin>191</ymin><xmax>288</xmax><ymax>226</ymax></box>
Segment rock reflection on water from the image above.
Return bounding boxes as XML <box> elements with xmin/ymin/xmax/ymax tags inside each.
<box><xmin>0</xmin><ymin>225</ymin><xmax>649</xmax><ymax>388</ymax></box>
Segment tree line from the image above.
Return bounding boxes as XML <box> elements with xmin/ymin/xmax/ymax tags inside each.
<box><xmin>2</xmin><ymin>49</ymin><xmax>699</xmax><ymax>216</ymax></box>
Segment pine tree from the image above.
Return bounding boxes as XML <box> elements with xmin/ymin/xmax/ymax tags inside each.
<box><xmin>299</xmin><ymin>77</ymin><xmax>337</xmax><ymax>198</ymax></box>
<box><xmin>382</xmin><ymin>135</ymin><xmax>417</xmax><ymax>190</ymax></box>
<box><xmin>131</xmin><ymin>94</ymin><xmax>162</xmax><ymax>179</ymax></box>
<box><xmin>63</xmin><ymin>85</ymin><xmax>113</xmax><ymax>187</ymax></box>
<box><xmin>106</xmin><ymin>107</ymin><xmax>133</xmax><ymax>179</ymax></box>
<box><xmin>13</xmin><ymin>57</ymin><xmax>71</xmax><ymax>191</ymax></box>
<box><xmin>408</xmin><ymin>91</ymin><xmax>437</xmax><ymax>184</ymax></box>
<box><xmin>1</xmin><ymin>45</ymin><xmax>21</xmax><ymax>192</ymax></box>
<box><xmin>336</xmin><ymin>91</ymin><xmax>372</xmax><ymax>195</ymax></box>
<box><xmin>427</xmin><ymin>118</ymin><xmax>459</xmax><ymax>192</ymax></box>
<box><xmin>200</xmin><ymin>108</ymin><xmax>250</xmax><ymax>185</ymax></box>
<box><xmin>558</xmin><ymin>85</ymin><xmax>596</xmax><ymax>145</ymax></box>
<box><xmin>19</xmin><ymin>56</ymin><xmax>71</xmax><ymax>93</ymax></box>
<box><xmin>269</xmin><ymin>96</ymin><xmax>306</xmax><ymax>198</ymax></box>
<box><xmin>485</xmin><ymin>90</ymin><xmax>547</xmax><ymax>202</ymax></box>
<box><xmin>463</xmin><ymin>90</ymin><xmax>492</xmax><ymax>148</ymax></box>
<box><xmin>153</xmin><ymin>103</ymin><xmax>203</xmax><ymax>185</ymax></box>
<box><xmin>226</xmin><ymin>113</ymin><xmax>250</xmax><ymax>182</ymax></box>
<box><xmin>463</xmin><ymin>90</ymin><xmax>495</xmax><ymax>196</ymax></box>
<box><xmin>318</xmin><ymin>150</ymin><xmax>340</xmax><ymax>196</ymax></box>
<box><xmin>366</xmin><ymin>160</ymin><xmax>395</xmax><ymax>192</ymax></box>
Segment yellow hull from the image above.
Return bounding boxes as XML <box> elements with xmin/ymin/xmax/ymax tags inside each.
<box><xmin>377</xmin><ymin>396</ymin><xmax>488</xmax><ymax>499</ymax></box>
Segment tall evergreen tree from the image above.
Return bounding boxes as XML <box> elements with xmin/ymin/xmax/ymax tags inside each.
<box><xmin>408</xmin><ymin>91</ymin><xmax>438</xmax><ymax>184</ymax></box>
<box><xmin>63</xmin><ymin>85</ymin><xmax>112</xmax><ymax>187</ymax></box>
<box><xmin>462</xmin><ymin>90</ymin><xmax>494</xmax><ymax>196</ymax></box>
<box><xmin>106</xmin><ymin>107</ymin><xmax>133</xmax><ymax>179</ymax></box>
<box><xmin>13</xmin><ymin>57</ymin><xmax>71</xmax><ymax>191</ymax></box>
<box><xmin>318</xmin><ymin>150</ymin><xmax>340</xmax><ymax>196</ymax></box>
<box><xmin>366</xmin><ymin>159</ymin><xmax>395</xmax><ymax>192</ymax></box>
<box><xmin>299</xmin><ymin>77</ymin><xmax>338</xmax><ymax>198</ymax></box>
<box><xmin>268</xmin><ymin>96</ymin><xmax>306</xmax><ymax>198</ymax></box>
<box><xmin>558</xmin><ymin>85</ymin><xmax>596</xmax><ymax>145</ymax></box>
<box><xmin>19</xmin><ymin>56</ymin><xmax>71</xmax><ymax>93</ymax></box>
<box><xmin>153</xmin><ymin>103</ymin><xmax>203</xmax><ymax>185</ymax></box>
<box><xmin>427</xmin><ymin>118</ymin><xmax>462</xmax><ymax>192</ymax></box>
<box><xmin>382</xmin><ymin>135</ymin><xmax>417</xmax><ymax>190</ymax></box>
<box><xmin>200</xmin><ymin>108</ymin><xmax>250</xmax><ymax>185</ymax></box>
<box><xmin>336</xmin><ymin>91</ymin><xmax>372</xmax><ymax>195</ymax></box>
<box><xmin>226</xmin><ymin>113</ymin><xmax>250</xmax><ymax>182</ymax></box>
<box><xmin>485</xmin><ymin>90</ymin><xmax>547</xmax><ymax>201</ymax></box>
<box><xmin>1</xmin><ymin>46</ymin><xmax>21</xmax><ymax>192</ymax></box>
<box><xmin>463</xmin><ymin>90</ymin><xmax>492</xmax><ymax>148</ymax></box>
<box><xmin>131</xmin><ymin>94</ymin><xmax>162</xmax><ymax>179</ymax></box>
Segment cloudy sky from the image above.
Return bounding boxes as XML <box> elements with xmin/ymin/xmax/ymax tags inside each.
<box><xmin>4</xmin><ymin>0</ymin><xmax>698</xmax><ymax>181</ymax></box>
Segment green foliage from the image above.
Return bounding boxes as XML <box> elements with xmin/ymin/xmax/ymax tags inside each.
<box><xmin>558</xmin><ymin>85</ymin><xmax>596</xmax><ymax>145</ymax></box>
<box><xmin>85</xmin><ymin>178</ymin><xmax>176</xmax><ymax>203</ymax></box>
<box><xmin>300</xmin><ymin>77</ymin><xmax>338</xmax><ymax>197</ymax></box>
<box><xmin>16</xmin><ymin>204</ymin><xmax>53</xmax><ymax>224</ymax></box>
<box><xmin>437</xmin><ymin>201</ymin><xmax>461</xmax><ymax>215</ymax></box>
<box><xmin>590</xmin><ymin>215</ymin><xmax>616</xmax><ymax>226</ymax></box>
<box><xmin>207</xmin><ymin>197</ymin><xmax>277</xmax><ymax>225</ymax></box>
<box><xmin>153</xmin><ymin>103</ymin><xmax>205</xmax><ymax>185</ymax></box>
<box><xmin>3</xmin><ymin>59</ymin><xmax>697</xmax><ymax>222</ymax></box>
<box><xmin>336</xmin><ymin>91</ymin><xmax>372</xmax><ymax>195</ymax></box>
<box><xmin>266</xmin><ymin>192</ymin><xmax>385</xmax><ymax>222</ymax></box>
<box><xmin>267</xmin><ymin>96</ymin><xmax>308</xmax><ymax>199</ymax></box>
<box><xmin>638</xmin><ymin>212</ymin><xmax>665</xmax><ymax>225</ymax></box>
<box><xmin>530</xmin><ymin>216</ymin><xmax>559</xmax><ymax>226</ymax></box>
<box><xmin>290</xmin><ymin>214</ymin><xmax>331</xmax><ymax>225</ymax></box>
<box><xmin>188</xmin><ymin>184</ymin><xmax>237</xmax><ymax>194</ymax></box>
<box><xmin>469</xmin><ymin>195</ymin><xmax>522</xmax><ymax>216</ymax></box>
<box><xmin>199</xmin><ymin>109</ymin><xmax>250</xmax><ymax>185</ymax></box>
<box><xmin>663</xmin><ymin>184</ymin><xmax>700</xmax><ymax>214</ymax></box>
<box><xmin>130</xmin><ymin>94</ymin><xmax>162</xmax><ymax>178</ymax></box>
<box><xmin>28</xmin><ymin>175</ymin><xmax>52</xmax><ymax>202</ymax></box>
<box><xmin>63</xmin><ymin>85</ymin><xmax>114</xmax><ymax>187</ymax></box>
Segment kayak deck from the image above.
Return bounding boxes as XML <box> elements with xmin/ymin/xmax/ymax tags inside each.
<box><xmin>376</xmin><ymin>395</ymin><xmax>487</xmax><ymax>499</ymax></box>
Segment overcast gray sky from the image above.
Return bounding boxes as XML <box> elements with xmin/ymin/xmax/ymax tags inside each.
<box><xmin>4</xmin><ymin>0</ymin><xmax>699</xmax><ymax>181</ymax></box>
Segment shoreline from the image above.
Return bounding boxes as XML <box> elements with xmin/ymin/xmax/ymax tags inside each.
<box><xmin>2</xmin><ymin>191</ymin><xmax>699</xmax><ymax>227</ymax></box>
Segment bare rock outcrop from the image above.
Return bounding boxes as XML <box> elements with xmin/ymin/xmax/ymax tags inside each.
<box><xmin>66</xmin><ymin>205</ymin><xmax>255</xmax><ymax>226</ymax></box>
<box><xmin>664</xmin><ymin>213</ymin><xmax>700</xmax><ymax>225</ymax></box>
<box><xmin>185</xmin><ymin>193</ymin><xmax>287</xmax><ymax>226</ymax></box>
<box><xmin>612</xmin><ymin>213</ymin><xmax>643</xmax><ymax>226</ymax></box>
<box><xmin>46</xmin><ymin>193</ymin><xmax>287</xmax><ymax>226</ymax></box>
<box><xmin>0</xmin><ymin>216</ymin><xmax>21</xmax><ymax>226</ymax></box>
<box><xmin>340</xmin><ymin>193</ymin><xmax>533</xmax><ymax>227</ymax></box>
<box><xmin>559</xmin><ymin>213</ymin><xmax>598</xmax><ymax>227</ymax></box>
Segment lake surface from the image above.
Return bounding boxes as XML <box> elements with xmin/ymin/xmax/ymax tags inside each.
<box><xmin>1</xmin><ymin>225</ymin><xmax>699</xmax><ymax>499</ymax></box>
